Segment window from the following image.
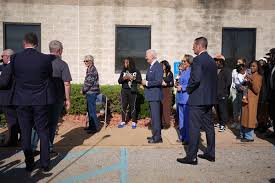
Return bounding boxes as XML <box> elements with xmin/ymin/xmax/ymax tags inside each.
<box><xmin>115</xmin><ymin>26</ymin><xmax>151</xmax><ymax>73</ymax></box>
<box><xmin>222</xmin><ymin>28</ymin><xmax>256</xmax><ymax>69</ymax></box>
<box><xmin>3</xmin><ymin>22</ymin><xmax>41</xmax><ymax>52</ymax></box>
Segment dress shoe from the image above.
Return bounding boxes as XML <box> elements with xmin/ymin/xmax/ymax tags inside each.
<box><xmin>177</xmin><ymin>157</ymin><xmax>198</xmax><ymax>165</ymax></box>
<box><xmin>50</xmin><ymin>151</ymin><xmax>59</xmax><ymax>158</ymax></box>
<box><xmin>241</xmin><ymin>138</ymin><xmax>254</xmax><ymax>142</ymax></box>
<box><xmin>41</xmin><ymin>166</ymin><xmax>50</xmax><ymax>172</ymax></box>
<box><xmin>148</xmin><ymin>138</ymin><xmax>163</xmax><ymax>144</ymax></box>
<box><xmin>147</xmin><ymin>136</ymin><xmax>153</xmax><ymax>140</ymax></box>
<box><xmin>198</xmin><ymin>154</ymin><xmax>215</xmax><ymax>162</ymax></box>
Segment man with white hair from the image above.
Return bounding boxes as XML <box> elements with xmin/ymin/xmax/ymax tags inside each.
<box><xmin>0</xmin><ymin>49</ymin><xmax>20</xmax><ymax>147</ymax></box>
<box><xmin>32</xmin><ymin>40</ymin><xmax>72</xmax><ymax>156</ymax></box>
<box><xmin>142</xmin><ymin>49</ymin><xmax>163</xmax><ymax>143</ymax></box>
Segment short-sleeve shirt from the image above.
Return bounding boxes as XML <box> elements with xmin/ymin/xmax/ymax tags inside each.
<box><xmin>52</xmin><ymin>57</ymin><xmax>72</xmax><ymax>100</ymax></box>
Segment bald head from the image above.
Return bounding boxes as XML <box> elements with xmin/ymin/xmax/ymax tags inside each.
<box><xmin>145</xmin><ymin>49</ymin><xmax>157</xmax><ymax>64</ymax></box>
<box><xmin>1</xmin><ymin>49</ymin><xmax>14</xmax><ymax>64</ymax></box>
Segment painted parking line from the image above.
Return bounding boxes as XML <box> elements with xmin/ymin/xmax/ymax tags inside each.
<box><xmin>57</xmin><ymin>147</ymin><xmax>128</xmax><ymax>183</ymax></box>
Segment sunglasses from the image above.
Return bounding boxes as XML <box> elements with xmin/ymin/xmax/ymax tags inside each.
<box><xmin>83</xmin><ymin>60</ymin><xmax>91</xmax><ymax>63</ymax></box>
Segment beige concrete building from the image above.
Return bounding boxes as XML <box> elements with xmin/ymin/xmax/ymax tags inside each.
<box><xmin>0</xmin><ymin>0</ymin><xmax>275</xmax><ymax>84</ymax></box>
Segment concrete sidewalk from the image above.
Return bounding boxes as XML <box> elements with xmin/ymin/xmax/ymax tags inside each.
<box><xmin>0</xmin><ymin>120</ymin><xmax>274</xmax><ymax>183</ymax></box>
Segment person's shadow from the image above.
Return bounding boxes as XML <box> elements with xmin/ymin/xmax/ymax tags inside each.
<box><xmin>0</xmin><ymin>121</ymin><xmax>110</xmax><ymax>183</ymax></box>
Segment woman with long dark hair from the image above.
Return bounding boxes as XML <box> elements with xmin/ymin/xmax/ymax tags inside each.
<box><xmin>160</xmin><ymin>60</ymin><xmax>174</xmax><ymax>128</ymax></box>
<box><xmin>118</xmin><ymin>57</ymin><xmax>142</xmax><ymax>129</ymax></box>
<box><xmin>240</xmin><ymin>60</ymin><xmax>262</xmax><ymax>142</ymax></box>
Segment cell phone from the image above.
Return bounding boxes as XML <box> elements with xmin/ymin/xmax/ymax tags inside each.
<box><xmin>246</xmin><ymin>69</ymin><xmax>251</xmax><ymax>75</ymax></box>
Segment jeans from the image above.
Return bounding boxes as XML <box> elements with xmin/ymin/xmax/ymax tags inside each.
<box><xmin>240</xmin><ymin>125</ymin><xmax>254</xmax><ymax>140</ymax></box>
<box><xmin>31</xmin><ymin>100</ymin><xmax>64</xmax><ymax>152</ymax></box>
<box><xmin>232</xmin><ymin>88</ymin><xmax>243</xmax><ymax>124</ymax></box>
<box><xmin>86</xmin><ymin>92</ymin><xmax>100</xmax><ymax>131</ymax></box>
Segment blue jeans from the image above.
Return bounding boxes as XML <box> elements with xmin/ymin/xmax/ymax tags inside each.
<box><xmin>31</xmin><ymin>100</ymin><xmax>64</xmax><ymax>152</ymax></box>
<box><xmin>86</xmin><ymin>93</ymin><xmax>99</xmax><ymax>131</ymax></box>
<box><xmin>240</xmin><ymin>125</ymin><xmax>254</xmax><ymax>140</ymax></box>
<box><xmin>232</xmin><ymin>88</ymin><xmax>243</xmax><ymax>124</ymax></box>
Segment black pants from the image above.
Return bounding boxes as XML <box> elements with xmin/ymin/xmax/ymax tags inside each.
<box><xmin>120</xmin><ymin>89</ymin><xmax>137</xmax><ymax>122</ymax></box>
<box><xmin>2</xmin><ymin>106</ymin><xmax>20</xmax><ymax>145</ymax></box>
<box><xmin>215</xmin><ymin>98</ymin><xmax>228</xmax><ymax>126</ymax></box>
<box><xmin>269</xmin><ymin>100</ymin><xmax>275</xmax><ymax>133</ymax></box>
<box><xmin>187</xmin><ymin>105</ymin><xmax>215</xmax><ymax>160</ymax></box>
<box><xmin>16</xmin><ymin>105</ymin><xmax>50</xmax><ymax>167</ymax></box>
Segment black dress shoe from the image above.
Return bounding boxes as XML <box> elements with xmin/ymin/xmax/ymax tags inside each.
<box><xmin>177</xmin><ymin>157</ymin><xmax>198</xmax><ymax>165</ymax></box>
<box><xmin>148</xmin><ymin>138</ymin><xmax>163</xmax><ymax>144</ymax></box>
<box><xmin>50</xmin><ymin>151</ymin><xmax>59</xmax><ymax>158</ymax></box>
<box><xmin>241</xmin><ymin>138</ymin><xmax>254</xmax><ymax>142</ymax></box>
<box><xmin>147</xmin><ymin>136</ymin><xmax>153</xmax><ymax>140</ymax></box>
<box><xmin>198</xmin><ymin>154</ymin><xmax>215</xmax><ymax>162</ymax></box>
<box><xmin>41</xmin><ymin>166</ymin><xmax>50</xmax><ymax>172</ymax></box>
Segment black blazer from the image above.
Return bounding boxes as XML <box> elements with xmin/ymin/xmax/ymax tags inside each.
<box><xmin>12</xmin><ymin>48</ymin><xmax>55</xmax><ymax>105</ymax></box>
<box><xmin>0</xmin><ymin>63</ymin><xmax>14</xmax><ymax>106</ymax></box>
<box><xmin>217</xmin><ymin>67</ymin><xmax>232</xmax><ymax>99</ymax></box>
<box><xmin>186</xmin><ymin>52</ymin><xmax>217</xmax><ymax>105</ymax></box>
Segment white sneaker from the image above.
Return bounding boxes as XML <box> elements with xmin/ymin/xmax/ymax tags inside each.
<box><xmin>214</xmin><ymin>123</ymin><xmax>219</xmax><ymax>128</ymax></box>
<box><xmin>219</xmin><ymin>125</ymin><xmax>226</xmax><ymax>132</ymax></box>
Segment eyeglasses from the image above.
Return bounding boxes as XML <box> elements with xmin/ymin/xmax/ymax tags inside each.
<box><xmin>83</xmin><ymin>60</ymin><xmax>91</xmax><ymax>63</ymax></box>
<box><xmin>181</xmin><ymin>60</ymin><xmax>187</xmax><ymax>63</ymax></box>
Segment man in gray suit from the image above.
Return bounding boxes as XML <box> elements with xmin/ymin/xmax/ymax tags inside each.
<box><xmin>142</xmin><ymin>49</ymin><xmax>163</xmax><ymax>143</ymax></box>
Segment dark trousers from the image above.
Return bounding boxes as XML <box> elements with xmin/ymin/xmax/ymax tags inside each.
<box><xmin>48</xmin><ymin>100</ymin><xmax>64</xmax><ymax>149</ymax></box>
<box><xmin>16</xmin><ymin>105</ymin><xmax>50</xmax><ymax>167</ymax></box>
<box><xmin>2</xmin><ymin>106</ymin><xmax>20</xmax><ymax>145</ymax></box>
<box><xmin>215</xmin><ymin>98</ymin><xmax>228</xmax><ymax>126</ymax></box>
<box><xmin>86</xmin><ymin>93</ymin><xmax>99</xmax><ymax>131</ymax></box>
<box><xmin>120</xmin><ymin>89</ymin><xmax>137</xmax><ymax>122</ymax></box>
<box><xmin>270</xmin><ymin>100</ymin><xmax>275</xmax><ymax>133</ymax></box>
<box><xmin>187</xmin><ymin>105</ymin><xmax>215</xmax><ymax>160</ymax></box>
<box><xmin>149</xmin><ymin>101</ymin><xmax>162</xmax><ymax>141</ymax></box>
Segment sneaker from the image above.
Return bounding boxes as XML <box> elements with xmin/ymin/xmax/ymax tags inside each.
<box><xmin>118</xmin><ymin>122</ymin><xmax>126</xmax><ymax>128</ymax></box>
<box><xmin>219</xmin><ymin>125</ymin><xmax>226</xmax><ymax>132</ymax></box>
<box><xmin>214</xmin><ymin>123</ymin><xmax>219</xmax><ymax>128</ymax></box>
<box><xmin>231</xmin><ymin>122</ymin><xmax>237</xmax><ymax>129</ymax></box>
<box><xmin>131</xmin><ymin>122</ymin><xmax>137</xmax><ymax>129</ymax></box>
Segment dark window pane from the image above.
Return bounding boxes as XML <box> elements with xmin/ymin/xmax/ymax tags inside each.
<box><xmin>4</xmin><ymin>23</ymin><xmax>41</xmax><ymax>52</ymax></box>
<box><xmin>115</xmin><ymin>26</ymin><xmax>151</xmax><ymax>73</ymax></box>
<box><xmin>222</xmin><ymin>28</ymin><xmax>256</xmax><ymax>69</ymax></box>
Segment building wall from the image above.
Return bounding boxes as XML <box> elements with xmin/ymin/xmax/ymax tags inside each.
<box><xmin>0</xmin><ymin>0</ymin><xmax>275</xmax><ymax>84</ymax></box>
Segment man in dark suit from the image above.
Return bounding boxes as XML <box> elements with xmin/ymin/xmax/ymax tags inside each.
<box><xmin>267</xmin><ymin>48</ymin><xmax>275</xmax><ymax>138</ymax></box>
<box><xmin>0</xmin><ymin>49</ymin><xmax>20</xmax><ymax>147</ymax></box>
<box><xmin>142</xmin><ymin>49</ymin><xmax>164</xmax><ymax>143</ymax></box>
<box><xmin>177</xmin><ymin>37</ymin><xmax>217</xmax><ymax>165</ymax></box>
<box><xmin>12</xmin><ymin>32</ymin><xmax>55</xmax><ymax>171</ymax></box>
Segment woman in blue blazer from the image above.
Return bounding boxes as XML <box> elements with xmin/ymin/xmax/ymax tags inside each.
<box><xmin>176</xmin><ymin>54</ymin><xmax>193</xmax><ymax>145</ymax></box>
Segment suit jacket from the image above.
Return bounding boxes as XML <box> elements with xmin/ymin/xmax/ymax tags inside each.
<box><xmin>144</xmin><ymin>61</ymin><xmax>163</xmax><ymax>102</ymax></box>
<box><xmin>176</xmin><ymin>68</ymin><xmax>191</xmax><ymax>104</ymax></box>
<box><xmin>0</xmin><ymin>63</ymin><xmax>14</xmax><ymax>105</ymax></box>
<box><xmin>12</xmin><ymin>48</ymin><xmax>56</xmax><ymax>105</ymax></box>
<box><xmin>186</xmin><ymin>52</ymin><xmax>217</xmax><ymax>106</ymax></box>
